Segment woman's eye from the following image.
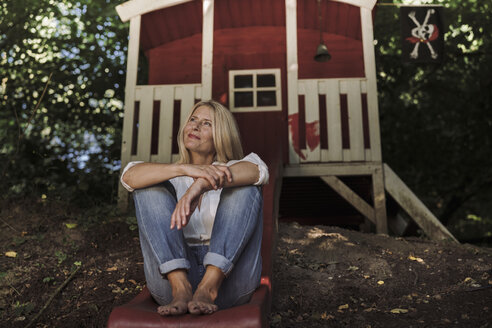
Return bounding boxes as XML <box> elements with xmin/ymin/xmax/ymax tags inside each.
<box><xmin>204</xmin><ymin>122</ymin><xmax>212</xmax><ymax>127</ymax></box>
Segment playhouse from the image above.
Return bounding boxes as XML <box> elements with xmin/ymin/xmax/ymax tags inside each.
<box><xmin>109</xmin><ymin>0</ymin><xmax>456</xmax><ymax>326</ymax></box>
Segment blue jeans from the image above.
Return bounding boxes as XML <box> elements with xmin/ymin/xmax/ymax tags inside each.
<box><xmin>132</xmin><ymin>181</ymin><xmax>263</xmax><ymax>310</ymax></box>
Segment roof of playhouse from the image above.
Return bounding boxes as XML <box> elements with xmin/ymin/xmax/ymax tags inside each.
<box><xmin>116</xmin><ymin>0</ymin><xmax>377</xmax><ymax>23</ymax></box>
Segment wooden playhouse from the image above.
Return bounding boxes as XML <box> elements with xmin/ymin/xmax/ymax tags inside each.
<box><xmin>109</xmin><ymin>0</ymin><xmax>456</xmax><ymax>327</ymax></box>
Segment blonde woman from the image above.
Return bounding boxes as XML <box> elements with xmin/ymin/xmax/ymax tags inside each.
<box><xmin>121</xmin><ymin>100</ymin><xmax>268</xmax><ymax>316</ymax></box>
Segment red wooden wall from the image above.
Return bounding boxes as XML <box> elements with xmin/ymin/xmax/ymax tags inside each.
<box><xmin>139</xmin><ymin>0</ymin><xmax>365</xmax><ymax>163</ymax></box>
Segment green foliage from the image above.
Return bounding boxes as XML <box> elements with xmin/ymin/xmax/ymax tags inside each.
<box><xmin>375</xmin><ymin>0</ymin><xmax>492</xmax><ymax>229</ymax></box>
<box><xmin>54</xmin><ymin>250</ymin><xmax>67</xmax><ymax>264</ymax></box>
<box><xmin>0</xmin><ymin>0</ymin><xmax>127</xmax><ymax>205</ymax></box>
<box><xmin>12</xmin><ymin>236</ymin><xmax>27</xmax><ymax>246</ymax></box>
<box><xmin>125</xmin><ymin>216</ymin><xmax>138</xmax><ymax>231</ymax></box>
<box><xmin>12</xmin><ymin>301</ymin><xmax>35</xmax><ymax>316</ymax></box>
<box><xmin>42</xmin><ymin>276</ymin><xmax>55</xmax><ymax>283</ymax></box>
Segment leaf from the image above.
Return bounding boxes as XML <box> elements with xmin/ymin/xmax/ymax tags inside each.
<box><xmin>5</xmin><ymin>251</ymin><xmax>17</xmax><ymax>258</ymax></box>
<box><xmin>377</xmin><ymin>280</ymin><xmax>385</xmax><ymax>285</ymax></box>
<box><xmin>408</xmin><ymin>255</ymin><xmax>424</xmax><ymax>263</ymax></box>
<box><xmin>65</xmin><ymin>223</ymin><xmax>78</xmax><ymax>229</ymax></box>
<box><xmin>12</xmin><ymin>237</ymin><xmax>26</xmax><ymax>246</ymax></box>
<box><xmin>117</xmin><ymin>278</ymin><xmax>125</xmax><ymax>283</ymax></box>
<box><xmin>390</xmin><ymin>308</ymin><xmax>408</xmax><ymax>314</ymax></box>
<box><xmin>338</xmin><ymin>304</ymin><xmax>349</xmax><ymax>310</ymax></box>
<box><xmin>106</xmin><ymin>266</ymin><xmax>117</xmax><ymax>272</ymax></box>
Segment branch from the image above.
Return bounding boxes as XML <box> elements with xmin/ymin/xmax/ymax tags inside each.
<box><xmin>24</xmin><ymin>265</ymin><xmax>81</xmax><ymax>328</ymax></box>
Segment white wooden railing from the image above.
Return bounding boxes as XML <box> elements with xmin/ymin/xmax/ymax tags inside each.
<box><xmin>120</xmin><ymin>84</ymin><xmax>201</xmax><ymax>168</ymax></box>
<box><xmin>292</xmin><ymin>78</ymin><xmax>382</xmax><ymax>164</ymax></box>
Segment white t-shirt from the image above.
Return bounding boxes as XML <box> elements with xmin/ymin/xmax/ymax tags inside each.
<box><xmin>120</xmin><ymin>153</ymin><xmax>269</xmax><ymax>245</ymax></box>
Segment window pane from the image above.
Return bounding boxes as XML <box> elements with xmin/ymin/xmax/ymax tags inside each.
<box><xmin>257</xmin><ymin>91</ymin><xmax>276</xmax><ymax>107</ymax></box>
<box><xmin>234</xmin><ymin>91</ymin><xmax>253</xmax><ymax>107</ymax></box>
<box><xmin>234</xmin><ymin>75</ymin><xmax>253</xmax><ymax>88</ymax></box>
<box><xmin>257</xmin><ymin>74</ymin><xmax>276</xmax><ymax>87</ymax></box>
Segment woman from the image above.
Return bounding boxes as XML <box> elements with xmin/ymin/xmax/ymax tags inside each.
<box><xmin>120</xmin><ymin>100</ymin><xmax>268</xmax><ymax>316</ymax></box>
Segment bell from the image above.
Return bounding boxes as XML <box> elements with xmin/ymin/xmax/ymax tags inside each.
<box><xmin>314</xmin><ymin>42</ymin><xmax>331</xmax><ymax>62</ymax></box>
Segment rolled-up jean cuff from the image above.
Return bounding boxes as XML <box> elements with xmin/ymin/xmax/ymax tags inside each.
<box><xmin>203</xmin><ymin>252</ymin><xmax>234</xmax><ymax>276</ymax></box>
<box><xmin>159</xmin><ymin>259</ymin><xmax>190</xmax><ymax>277</ymax></box>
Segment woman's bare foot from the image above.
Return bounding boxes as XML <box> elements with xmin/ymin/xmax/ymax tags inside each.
<box><xmin>157</xmin><ymin>270</ymin><xmax>192</xmax><ymax>316</ymax></box>
<box><xmin>188</xmin><ymin>266</ymin><xmax>225</xmax><ymax>315</ymax></box>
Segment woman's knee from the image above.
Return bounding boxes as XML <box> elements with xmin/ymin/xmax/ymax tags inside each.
<box><xmin>221</xmin><ymin>185</ymin><xmax>262</xmax><ymax>204</ymax></box>
<box><xmin>133</xmin><ymin>181</ymin><xmax>177</xmax><ymax>207</ymax></box>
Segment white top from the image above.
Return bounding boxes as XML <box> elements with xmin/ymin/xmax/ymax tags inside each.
<box><xmin>120</xmin><ymin>153</ymin><xmax>269</xmax><ymax>245</ymax></box>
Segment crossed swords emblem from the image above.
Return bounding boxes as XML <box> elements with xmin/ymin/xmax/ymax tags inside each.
<box><xmin>406</xmin><ymin>9</ymin><xmax>439</xmax><ymax>59</ymax></box>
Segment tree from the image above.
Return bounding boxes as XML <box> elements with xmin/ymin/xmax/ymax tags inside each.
<box><xmin>0</xmin><ymin>0</ymin><xmax>128</xmax><ymax>204</ymax></box>
<box><xmin>374</xmin><ymin>0</ymin><xmax>492</xmax><ymax>233</ymax></box>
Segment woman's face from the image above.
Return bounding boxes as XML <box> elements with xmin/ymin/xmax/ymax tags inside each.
<box><xmin>183</xmin><ymin>105</ymin><xmax>215</xmax><ymax>157</ymax></box>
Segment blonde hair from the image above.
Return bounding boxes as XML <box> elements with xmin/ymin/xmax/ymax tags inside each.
<box><xmin>176</xmin><ymin>100</ymin><xmax>244</xmax><ymax>164</ymax></box>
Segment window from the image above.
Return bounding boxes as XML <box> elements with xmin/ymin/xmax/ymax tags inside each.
<box><xmin>229</xmin><ymin>69</ymin><xmax>281</xmax><ymax>112</ymax></box>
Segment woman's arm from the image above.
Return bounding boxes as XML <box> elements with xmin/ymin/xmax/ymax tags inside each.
<box><xmin>121</xmin><ymin>162</ymin><xmax>232</xmax><ymax>191</ymax></box>
<box><xmin>122</xmin><ymin>162</ymin><xmax>181</xmax><ymax>190</ymax></box>
<box><xmin>170</xmin><ymin>161</ymin><xmax>262</xmax><ymax>229</ymax></box>
<box><xmin>221</xmin><ymin>161</ymin><xmax>260</xmax><ymax>188</ymax></box>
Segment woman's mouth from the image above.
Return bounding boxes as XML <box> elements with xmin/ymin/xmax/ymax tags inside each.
<box><xmin>188</xmin><ymin>133</ymin><xmax>200</xmax><ymax>140</ymax></box>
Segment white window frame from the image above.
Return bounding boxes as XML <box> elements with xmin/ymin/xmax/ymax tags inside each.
<box><xmin>229</xmin><ymin>69</ymin><xmax>282</xmax><ymax>112</ymax></box>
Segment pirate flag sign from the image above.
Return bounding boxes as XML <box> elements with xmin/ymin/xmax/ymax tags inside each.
<box><xmin>400</xmin><ymin>6</ymin><xmax>444</xmax><ymax>63</ymax></box>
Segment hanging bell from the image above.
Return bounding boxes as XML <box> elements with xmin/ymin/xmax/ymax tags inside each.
<box><xmin>314</xmin><ymin>42</ymin><xmax>331</xmax><ymax>62</ymax></box>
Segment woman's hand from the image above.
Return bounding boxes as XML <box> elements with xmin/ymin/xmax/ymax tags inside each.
<box><xmin>180</xmin><ymin>164</ymin><xmax>232</xmax><ymax>190</ymax></box>
<box><xmin>170</xmin><ymin>178</ymin><xmax>211</xmax><ymax>230</ymax></box>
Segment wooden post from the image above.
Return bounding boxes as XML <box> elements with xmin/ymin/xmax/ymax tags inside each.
<box><xmin>372</xmin><ymin>165</ymin><xmax>388</xmax><ymax>234</ymax></box>
<box><xmin>321</xmin><ymin>176</ymin><xmax>376</xmax><ymax>224</ymax></box>
<box><xmin>360</xmin><ymin>7</ymin><xmax>382</xmax><ymax>162</ymax></box>
<box><xmin>285</xmin><ymin>0</ymin><xmax>299</xmax><ymax>164</ymax></box>
<box><xmin>384</xmin><ymin>164</ymin><xmax>457</xmax><ymax>242</ymax></box>
<box><xmin>118</xmin><ymin>15</ymin><xmax>141</xmax><ymax>211</ymax></box>
<box><xmin>201</xmin><ymin>0</ymin><xmax>214</xmax><ymax>100</ymax></box>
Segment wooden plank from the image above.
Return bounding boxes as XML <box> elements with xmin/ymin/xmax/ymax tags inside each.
<box><xmin>116</xmin><ymin>0</ymin><xmax>192</xmax><ymax>22</ymax></box>
<box><xmin>201</xmin><ymin>0</ymin><xmax>214</xmax><ymax>100</ymax></box>
<box><xmin>339</xmin><ymin>81</ymin><xmax>350</xmax><ymax>162</ymax></box>
<box><xmin>346</xmin><ymin>80</ymin><xmax>365</xmax><ymax>161</ymax></box>
<box><xmin>156</xmin><ymin>86</ymin><xmax>174</xmax><ymax>163</ymax></box>
<box><xmin>321</xmin><ymin>176</ymin><xmax>375</xmax><ymax>224</ymax></box>
<box><xmin>330</xmin><ymin>0</ymin><xmax>377</xmax><ymax>10</ymax></box>
<box><xmin>383</xmin><ymin>164</ymin><xmax>458</xmax><ymax>242</ymax></box>
<box><xmin>361</xmin><ymin>7</ymin><xmax>382</xmax><ymax>162</ymax></box>
<box><xmin>118</xmin><ymin>15</ymin><xmax>141</xmax><ymax>209</ymax></box>
<box><xmin>194</xmin><ymin>85</ymin><xmax>202</xmax><ymax>100</ymax></box>
<box><xmin>286</xmin><ymin>0</ymin><xmax>300</xmax><ymax>164</ymax></box>
<box><xmin>180</xmin><ymin>84</ymin><xmax>196</xmax><ymax>126</ymax></box>
<box><xmin>301</xmin><ymin>80</ymin><xmax>320</xmax><ymax>162</ymax></box>
<box><xmin>324</xmin><ymin>79</ymin><xmax>342</xmax><ymax>161</ymax></box>
<box><xmin>136</xmin><ymin>86</ymin><xmax>154</xmax><ymax>161</ymax></box>
<box><xmin>372</xmin><ymin>165</ymin><xmax>388</xmax><ymax>234</ymax></box>
<box><xmin>284</xmin><ymin>163</ymin><xmax>380</xmax><ymax>177</ymax></box>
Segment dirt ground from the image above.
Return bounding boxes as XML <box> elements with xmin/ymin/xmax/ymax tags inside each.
<box><xmin>1</xmin><ymin>199</ymin><xmax>491</xmax><ymax>328</ymax></box>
